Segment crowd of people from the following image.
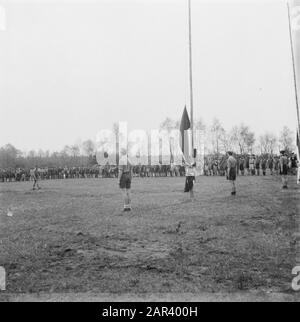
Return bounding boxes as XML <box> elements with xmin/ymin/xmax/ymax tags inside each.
<box><xmin>204</xmin><ymin>152</ymin><xmax>298</xmax><ymax>177</ymax></box>
<box><xmin>0</xmin><ymin>167</ymin><xmax>102</xmax><ymax>183</ymax></box>
<box><xmin>0</xmin><ymin>164</ymin><xmax>187</xmax><ymax>183</ymax></box>
<box><xmin>181</xmin><ymin>150</ymin><xmax>299</xmax><ymax>202</ymax></box>
<box><xmin>0</xmin><ymin>152</ymin><xmax>298</xmax><ymax>184</ymax></box>
<box><xmin>0</xmin><ymin>151</ymin><xmax>298</xmax><ymax>212</ymax></box>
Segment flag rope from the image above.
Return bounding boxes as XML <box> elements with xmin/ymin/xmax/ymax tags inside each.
<box><xmin>287</xmin><ymin>3</ymin><xmax>300</xmax><ymax>136</ymax></box>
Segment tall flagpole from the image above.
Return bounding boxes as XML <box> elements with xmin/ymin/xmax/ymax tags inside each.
<box><xmin>188</xmin><ymin>0</ymin><xmax>194</xmax><ymax>150</ymax></box>
<box><xmin>287</xmin><ymin>2</ymin><xmax>300</xmax><ymax>136</ymax></box>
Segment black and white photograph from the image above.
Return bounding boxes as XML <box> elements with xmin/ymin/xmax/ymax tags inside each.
<box><xmin>0</xmin><ymin>0</ymin><xmax>300</xmax><ymax>304</ymax></box>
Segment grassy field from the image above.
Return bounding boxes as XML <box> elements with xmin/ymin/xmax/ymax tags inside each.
<box><xmin>0</xmin><ymin>175</ymin><xmax>299</xmax><ymax>301</ymax></box>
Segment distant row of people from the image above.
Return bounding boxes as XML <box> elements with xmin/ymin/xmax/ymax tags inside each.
<box><xmin>0</xmin><ymin>167</ymin><xmax>103</xmax><ymax>182</ymax></box>
<box><xmin>0</xmin><ymin>164</ymin><xmax>187</xmax><ymax>182</ymax></box>
<box><xmin>204</xmin><ymin>153</ymin><xmax>298</xmax><ymax>177</ymax></box>
<box><xmin>225</xmin><ymin>150</ymin><xmax>298</xmax><ymax>193</ymax></box>
<box><xmin>0</xmin><ymin>153</ymin><xmax>298</xmax><ymax>183</ymax></box>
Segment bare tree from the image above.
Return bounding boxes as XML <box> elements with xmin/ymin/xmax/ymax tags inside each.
<box><xmin>28</xmin><ymin>150</ymin><xmax>36</xmax><ymax>159</ymax></box>
<box><xmin>37</xmin><ymin>149</ymin><xmax>45</xmax><ymax>158</ymax></box>
<box><xmin>259</xmin><ymin>132</ymin><xmax>277</xmax><ymax>155</ymax></box>
<box><xmin>220</xmin><ymin>131</ymin><xmax>233</xmax><ymax>153</ymax></box>
<box><xmin>160</xmin><ymin>118</ymin><xmax>176</xmax><ymax>133</ymax></box>
<box><xmin>0</xmin><ymin>144</ymin><xmax>21</xmax><ymax>168</ymax></box>
<box><xmin>70</xmin><ymin>145</ymin><xmax>80</xmax><ymax>158</ymax></box>
<box><xmin>62</xmin><ymin>145</ymin><xmax>72</xmax><ymax>156</ymax></box>
<box><xmin>160</xmin><ymin>118</ymin><xmax>177</xmax><ymax>163</ymax></box>
<box><xmin>113</xmin><ymin>122</ymin><xmax>120</xmax><ymax>166</ymax></box>
<box><xmin>279</xmin><ymin>126</ymin><xmax>294</xmax><ymax>152</ymax></box>
<box><xmin>231</xmin><ymin>124</ymin><xmax>255</xmax><ymax>154</ymax></box>
<box><xmin>194</xmin><ymin>118</ymin><xmax>206</xmax><ymax>155</ymax></box>
<box><xmin>210</xmin><ymin>118</ymin><xmax>225</xmax><ymax>156</ymax></box>
<box><xmin>82</xmin><ymin>140</ymin><xmax>95</xmax><ymax>156</ymax></box>
<box><xmin>159</xmin><ymin>118</ymin><xmax>181</xmax><ymax>159</ymax></box>
<box><xmin>195</xmin><ymin>119</ymin><xmax>206</xmax><ymax>132</ymax></box>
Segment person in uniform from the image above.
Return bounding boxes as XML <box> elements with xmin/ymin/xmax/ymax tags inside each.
<box><xmin>274</xmin><ymin>156</ymin><xmax>280</xmax><ymax>175</ymax></box>
<box><xmin>239</xmin><ymin>157</ymin><xmax>245</xmax><ymax>176</ymax></box>
<box><xmin>261</xmin><ymin>158</ymin><xmax>267</xmax><ymax>176</ymax></box>
<box><xmin>255</xmin><ymin>156</ymin><xmax>260</xmax><ymax>176</ymax></box>
<box><xmin>212</xmin><ymin>160</ymin><xmax>218</xmax><ymax>176</ymax></box>
<box><xmin>184</xmin><ymin>159</ymin><xmax>196</xmax><ymax>200</ymax></box>
<box><xmin>290</xmin><ymin>152</ymin><xmax>298</xmax><ymax>176</ymax></box>
<box><xmin>226</xmin><ymin>151</ymin><xmax>237</xmax><ymax>195</ymax></box>
<box><xmin>268</xmin><ymin>156</ymin><xmax>274</xmax><ymax>175</ymax></box>
<box><xmin>249</xmin><ymin>155</ymin><xmax>255</xmax><ymax>175</ymax></box>
<box><xmin>236</xmin><ymin>157</ymin><xmax>240</xmax><ymax>176</ymax></box>
<box><xmin>204</xmin><ymin>161</ymin><xmax>209</xmax><ymax>176</ymax></box>
<box><xmin>279</xmin><ymin>150</ymin><xmax>288</xmax><ymax>189</ymax></box>
<box><xmin>118</xmin><ymin>149</ymin><xmax>133</xmax><ymax>212</ymax></box>
<box><xmin>30</xmin><ymin>166</ymin><xmax>41</xmax><ymax>190</ymax></box>
<box><xmin>245</xmin><ymin>155</ymin><xmax>250</xmax><ymax>175</ymax></box>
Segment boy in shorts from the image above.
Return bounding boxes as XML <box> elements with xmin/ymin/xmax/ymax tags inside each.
<box><xmin>279</xmin><ymin>150</ymin><xmax>288</xmax><ymax>189</ymax></box>
<box><xmin>30</xmin><ymin>166</ymin><xmax>41</xmax><ymax>190</ymax></box>
<box><xmin>227</xmin><ymin>151</ymin><xmax>237</xmax><ymax>195</ymax></box>
<box><xmin>184</xmin><ymin>159</ymin><xmax>196</xmax><ymax>200</ymax></box>
<box><xmin>118</xmin><ymin>149</ymin><xmax>133</xmax><ymax>212</ymax></box>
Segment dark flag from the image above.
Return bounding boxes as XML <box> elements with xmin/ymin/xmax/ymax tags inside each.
<box><xmin>180</xmin><ymin>106</ymin><xmax>192</xmax><ymax>161</ymax></box>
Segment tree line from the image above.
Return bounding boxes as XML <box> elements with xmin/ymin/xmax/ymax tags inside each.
<box><xmin>0</xmin><ymin>118</ymin><xmax>296</xmax><ymax>169</ymax></box>
<box><xmin>160</xmin><ymin>117</ymin><xmax>295</xmax><ymax>156</ymax></box>
<box><xmin>0</xmin><ymin>141</ymin><xmax>97</xmax><ymax>169</ymax></box>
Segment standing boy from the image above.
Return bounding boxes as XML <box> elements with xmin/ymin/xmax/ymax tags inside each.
<box><xmin>268</xmin><ymin>156</ymin><xmax>274</xmax><ymax>175</ymax></box>
<box><xmin>240</xmin><ymin>157</ymin><xmax>245</xmax><ymax>176</ymax></box>
<box><xmin>227</xmin><ymin>151</ymin><xmax>237</xmax><ymax>196</ymax></box>
<box><xmin>255</xmin><ymin>156</ymin><xmax>260</xmax><ymax>176</ymax></box>
<box><xmin>184</xmin><ymin>159</ymin><xmax>196</xmax><ymax>200</ymax></box>
<box><xmin>261</xmin><ymin>158</ymin><xmax>267</xmax><ymax>176</ymax></box>
<box><xmin>118</xmin><ymin>149</ymin><xmax>133</xmax><ymax>212</ymax></box>
<box><xmin>279</xmin><ymin>150</ymin><xmax>288</xmax><ymax>189</ymax></box>
<box><xmin>249</xmin><ymin>155</ymin><xmax>255</xmax><ymax>176</ymax></box>
<box><xmin>290</xmin><ymin>152</ymin><xmax>298</xmax><ymax>176</ymax></box>
<box><xmin>30</xmin><ymin>166</ymin><xmax>41</xmax><ymax>190</ymax></box>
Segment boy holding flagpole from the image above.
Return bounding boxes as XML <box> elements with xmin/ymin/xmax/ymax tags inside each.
<box><xmin>184</xmin><ymin>157</ymin><xmax>196</xmax><ymax>200</ymax></box>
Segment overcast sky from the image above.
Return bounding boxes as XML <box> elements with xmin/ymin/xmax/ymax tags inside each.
<box><xmin>0</xmin><ymin>0</ymin><xmax>299</xmax><ymax>152</ymax></box>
